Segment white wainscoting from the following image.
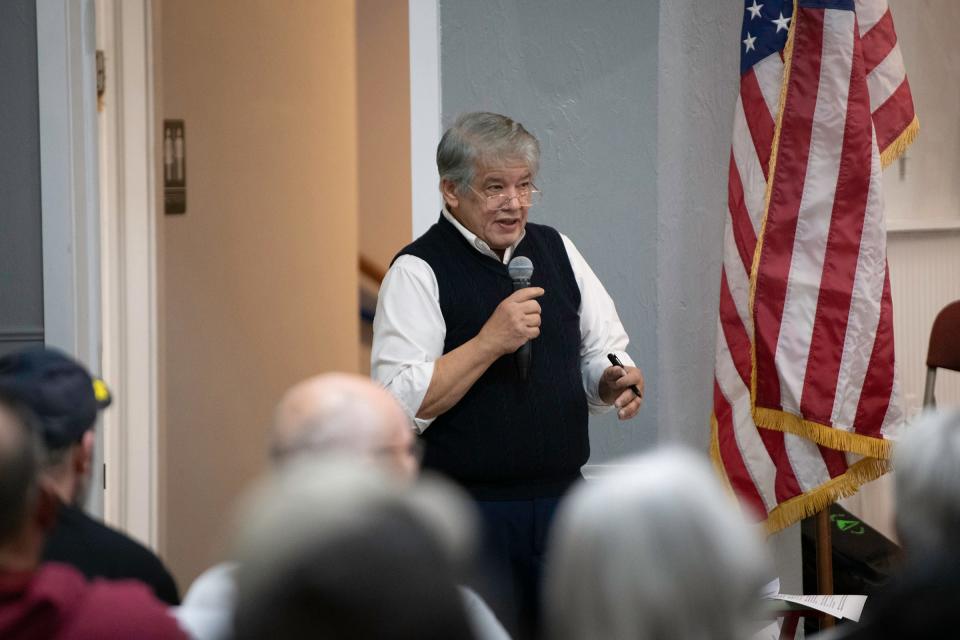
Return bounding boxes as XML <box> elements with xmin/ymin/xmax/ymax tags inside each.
<box><xmin>888</xmin><ymin>230</ymin><xmax>960</xmax><ymax>412</ymax></box>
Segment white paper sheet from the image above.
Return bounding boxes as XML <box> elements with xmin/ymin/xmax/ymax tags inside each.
<box><xmin>767</xmin><ymin>593</ymin><xmax>868</xmax><ymax>622</ymax></box>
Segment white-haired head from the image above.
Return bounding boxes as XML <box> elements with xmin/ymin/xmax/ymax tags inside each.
<box><xmin>545</xmin><ymin>447</ymin><xmax>770</xmax><ymax>640</ymax></box>
<box><xmin>231</xmin><ymin>458</ymin><xmax>478</xmax><ymax>639</ymax></box>
<box><xmin>894</xmin><ymin>409</ymin><xmax>960</xmax><ymax>557</ymax></box>
<box><xmin>270</xmin><ymin>373</ymin><xmax>417</xmax><ymax>481</ymax></box>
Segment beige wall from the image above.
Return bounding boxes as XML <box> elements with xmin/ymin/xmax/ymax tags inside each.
<box><xmin>358</xmin><ymin>0</ymin><xmax>411</xmax><ymax>267</ymax></box>
<box><xmin>357</xmin><ymin>0</ymin><xmax>412</xmax><ymax>373</ymax></box>
<box><xmin>885</xmin><ymin>0</ymin><xmax>960</xmax><ymax>225</ymax></box>
<box><xmin>160</xmin><ymin>0</ymin><xmax>358</xmax><ymax>587</ymax></box>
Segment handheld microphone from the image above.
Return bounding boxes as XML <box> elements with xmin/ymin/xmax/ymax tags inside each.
<box><xmin>507</xmin><ymin>256</ymin><xmax>535</xmax><ymax>381</ymax></box>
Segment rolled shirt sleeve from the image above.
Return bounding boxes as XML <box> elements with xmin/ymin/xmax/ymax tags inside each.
<box><xmin>560</xmin><ymin>234</ymin><xmax>635</xmax><ymax>415</ymax></box>
<box><xmin>370</xmin><ymin>255</ymin><xmax>445</xmax><ymax>433</ymax></box>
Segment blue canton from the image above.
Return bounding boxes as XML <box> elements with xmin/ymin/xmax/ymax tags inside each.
<box><xmin>740</xmin><ymin>0</ymin><xmax>793</xmax><ymax>75</ymax></box>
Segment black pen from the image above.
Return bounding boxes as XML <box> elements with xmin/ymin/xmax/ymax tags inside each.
<box><xmin>607</xmin><ymin>353</ymin><xmax>642</xmax><ymax>399</ymax></box>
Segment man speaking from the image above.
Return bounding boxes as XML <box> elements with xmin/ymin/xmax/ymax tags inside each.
<box><xmin>372</xmin><ymin>112</ymin><xmax>643</xmax><ymax>637</ymax></box>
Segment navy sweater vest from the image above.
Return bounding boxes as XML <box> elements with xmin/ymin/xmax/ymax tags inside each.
<box><xmin>396</xmin><ymin>215</ymin><xmax>589</xmax><ymax>500</ymax></box>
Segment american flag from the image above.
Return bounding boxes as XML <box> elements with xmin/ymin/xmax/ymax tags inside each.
<box><xmin>712</xmin><ymin>0</ymin><xmax>918</xmax><ymax>532</ymax></box>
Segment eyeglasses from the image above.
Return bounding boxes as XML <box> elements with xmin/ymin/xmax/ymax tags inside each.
<box><xmin>469</xmin><ymin>184</ymin><xmax>542</xmax><ymax>211</ymax></box>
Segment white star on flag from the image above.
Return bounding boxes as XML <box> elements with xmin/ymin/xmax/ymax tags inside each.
<box><xmin>772</xmin><ymin>12</ymin><xmax>791</xmax><ymax>32</ymax></box>
<box><xmin>746</xmin><ymin>1</ymin><xmax>763</xmax><ymax>20</ymax></box>
<box><xmin>743</xmin><ymin>32</ymin><xmax>757</xmax><ymax>52</ymax></box>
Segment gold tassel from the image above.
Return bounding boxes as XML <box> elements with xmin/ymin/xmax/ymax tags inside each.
<box><xmin>880</xmin><ymin>116</ymin><xmax>920</xmax><ymax>169</ymax></box>
<box><xmin>763</xmin><ymin>457</ymin><xmax>890</xmax><ymax>535</ymax></box>
<box><xmin>752</xmin><ymin>406</ymin><xmax>892</xmax><ymax>459</ymax></box>
<box><xmin>710</xmin><ymin>414</ymin><xmax>892</xmax><ymax>533</ymax></box>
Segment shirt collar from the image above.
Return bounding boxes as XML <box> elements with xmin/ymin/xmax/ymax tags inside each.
<box><xmin>442</xmin><ymin>206</ymin><xmax>525</xmax><ymax>265</ymax></box>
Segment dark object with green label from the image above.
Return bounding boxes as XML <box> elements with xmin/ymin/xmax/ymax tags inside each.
<box><xmin>801</xmin><ymin>503</ymin><xmax>902</xmax><ymax>634</ymax></box>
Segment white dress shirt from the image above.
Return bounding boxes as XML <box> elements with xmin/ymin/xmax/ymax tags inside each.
<box><xmin>371</xmin><ymin>208</ymin><xmax>635</xmax><ymax>433</ymax></box>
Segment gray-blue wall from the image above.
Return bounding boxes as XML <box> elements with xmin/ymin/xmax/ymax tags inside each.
<box><xmin>656</xmin><ymin>0</ymin><xmax>803</xmax><ymax>593</ymax></box>
<box><xmin>440</xmin><ymin>0</ymin><xmax>660</xmax><ymax>462</ymax></box>
<box><xmin>656</xmin><ymin>2</ymin><xmax>739</xmax><ymax>448</ymax></box>
<box><xmin>0</xmin><ymin>0</ymin><xmax>44</xmax><ymax>356</ymax></box>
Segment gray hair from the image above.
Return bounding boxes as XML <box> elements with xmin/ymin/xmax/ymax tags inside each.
<box><xmin>234</xmin><ymin>458</ymin><xmax>477</xmax><ymax>581</ymax></box>
<box><xmin>232</xmin><ymin>458</ymin><xmax>479</xmax><ymax>638</ymax></box>
<box><xmin>545</xmin><ymin>447</ymin><xmax>770</xmax><ymax>640</ymax></box>
<box><xmin>437</xmin><ymin>112</ymin><xmax>540</xmax><ymax>195</ymax></box>
<box><xmin>894</xmin><ymin>409</ymin><xmax>960</xmax><ymax>556</ymax></box>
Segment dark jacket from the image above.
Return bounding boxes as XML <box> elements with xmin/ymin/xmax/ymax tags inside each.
<box><xmin>43</xmin><ymin>502</ymin><xmax>180</xmax><ymax>605</ymax></box>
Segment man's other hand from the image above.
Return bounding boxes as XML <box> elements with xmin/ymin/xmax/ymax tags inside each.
<box><xmin>599</xmin><ymin>365</ymin><xmax>644</xmax><ymax>420</ymax></box>
<box><xmin>478</xmin><ymin>287</ymin><xmax>544</xmax><ymax>358</ymax></box>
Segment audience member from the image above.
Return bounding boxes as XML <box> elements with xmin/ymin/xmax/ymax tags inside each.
<box><xmin>232</xmin><ymin>458</ymin><xmax>476</xmax><ymax>640</ymax></box>
<box><xmin>821</xmin><ymin>409</ymin><xmax>960</xmax><ymax>639</ymax></box>
<box><xmin>893</xmin><ymin>408</ymin><xmax>960</xmax><ymax>558</ymax></box>
<box><xmin>0</xmin><ymin>392</ymin><xmax>186</xmax><ymax>639</ymax></box>
<box><xmin>0</xmin><ymin>347</ymin><xmax>180</xmax><ymax>604</ymax></box>
<box><xmin>176</xmin><ymin>373</ymin><xmax>508</xmax><ymax>640</ymax></box>
<box><xmin>269</xmin><ymin>372</ymin><xmax>419</xmax><ymax>480</ymax></box>
<box><xmin>544</xmin><ymin>447</ymin><xmax>769</xmax><ymax>640</ymax></box>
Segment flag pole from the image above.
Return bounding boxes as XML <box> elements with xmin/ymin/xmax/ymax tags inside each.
<box><xmin>816</xmin><ymin>508</ymin><xmax>835</xmax><ymax>629</ymax></box>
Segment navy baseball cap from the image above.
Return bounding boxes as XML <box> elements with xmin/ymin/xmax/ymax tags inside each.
<box><xmin>0</xmin><ymin>347</ymin><xmax>112</xmax><ymax>449</ymax></box>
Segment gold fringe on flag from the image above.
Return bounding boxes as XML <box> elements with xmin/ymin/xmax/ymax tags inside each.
<box><xmin>752</xmin><ymin>406</ymin><xmax>892</xmax><ymax>459</ymax></box>
<box><xmin>762</xmin><ymin>457</ymin><xmax>889</xmax><ymax>535</ymax></box>
<box><xmin>709</xmin><ymin>417</ymin><xmax>891</xmax><ymax>535</ymax></box>
<box><xmin>879</xmin><ymin>115</ymin><xmax>920</xmax><ymax>169</ymax></box>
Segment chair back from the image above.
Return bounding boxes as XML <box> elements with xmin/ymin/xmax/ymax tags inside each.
<box><xmin>924</xmin><ymin>300</ymin><xmax>960</xmax><ymax>407</ymax></box>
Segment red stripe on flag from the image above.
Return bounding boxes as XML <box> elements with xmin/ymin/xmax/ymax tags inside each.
<box><xmin>873</xmin><ymin>78</ymin><xmax>915</xmax><ymax>153</ymax></box>
<box><xmin>714</xmin><ymin>380</ymin><xmax>768</xmax><ymax>518</ymax></box>
<box><xmin>740</xmin><ymin>69</ymin><xmax>776</xmax><ymax>178</ymax></box>
<box><xmin>753</xmin><ymin>8</ymin><xmax>826</xmax><ymax>411</ymax></box>
<box><xmin>757</xmin><ymin>428</ymin><xmax>804</xmax><ymax>504</ymax></box>
<box><xmin>799</xmin><ymin>25</ymin><xmax>874</xmax><ymax>425</ymax></box>
<box><xmin>853</xmin><ymin>270</ymin><xmax>895</xmax><ymax>437</ymax></box>
<box><xmin>728</xmin><ymin>153</ymin><xmax>759</xmax><ymax>274</ymax></box>
<box><xmin>818</xmin><ymin>446</ymin><xmax>849</xmax><ymax>479</ymax></box>
<box><xmin>719</xmin><ymin>270</ymin><xmax>753</xmax><ymax>388</ymax></box>
<box><xmin>780</xmin><ymin>613</ymin><xmax>801</xmax><ymax>640</ymax></box>
<box><xmin>861</xmin><ymin>9</ymin><xmax>896</xmax><ymax>75</ymax></box>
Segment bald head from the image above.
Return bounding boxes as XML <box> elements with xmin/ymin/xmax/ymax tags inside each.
<box><xmin>271</xmin><ymin>374</ymin><xmax>417</xmax><ymax>480</ymax></box>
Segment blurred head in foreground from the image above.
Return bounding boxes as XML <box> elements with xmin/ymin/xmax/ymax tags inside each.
<box><xmin>231</xmin><ymin>458</ymin><xmax>477</xmax><ymax>640</ymax></box>
<box><xmin>0</xmin><ymin>393</ymin><xmax>52</xmax><ymax>570</ymax></box>
<box><xmin>270</xmin><ymin>373</ymin><xmax>418</xmax><ymax>481</ymax></box>
<box><xmin>832</xmin><ymin>410</ymin><xmax>960</xmax><ymax>640</ymax></box>
<box><xmin>545</xmin><ymin>447</ymin><xmax>769</xmax><ymax>640</ymax></box>
<box><xmin>894</xmin><ymin>408</ymin><xmax>960</xmax><ymax>558</ymax></box>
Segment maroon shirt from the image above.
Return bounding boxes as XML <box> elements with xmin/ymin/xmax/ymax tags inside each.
<box><xmin>0</xmin><ymin>563</ymin><xmax>186</xmax><ymax>639</ymax></box>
